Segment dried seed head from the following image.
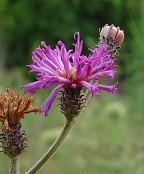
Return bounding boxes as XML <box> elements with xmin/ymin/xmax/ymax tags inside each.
<box><xmin>0</xmin><ymin>89</ymin><xmax>39</xmax><ymax>157</ymax></box>
<box><xmin>58</xmin><ymin>88</ymin><xmax>86</xmax><ymax>120</ymax></box>
<box><xmin>0</xmin><ymin>89</ymin><xmax>39</xmax><ymax>131</ymax></box>
<box><xmin>99</xmin><ymin>24</ymin><xmax>124</xmax><ymax>61</ymax></box>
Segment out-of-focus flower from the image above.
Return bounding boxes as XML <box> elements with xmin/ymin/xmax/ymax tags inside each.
<box><xmin>100</xmin><ymin>24</ymin><xmax>124</xmax><ymax>46</ymax></box>
<box><xmin>21</xmin><ymin>31</ymin><xmax>119</xmax><ymax>117</ymax></box>
<box><xmin>0</xmin><ymin>89</ymin><xmax>39</xmax><ymax>158</ymax></box>
<box><xmin>99</xmin><ymin>24</ymin><xmax>124</xmax><ymax>60</ymax></box>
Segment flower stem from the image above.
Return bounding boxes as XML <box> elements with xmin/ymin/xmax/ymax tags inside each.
<box><xmin>26</xmin><ymin>117</ymin><xmax>77</xmax><ymax>174</ymax></box>
<box><xmin>10</xmin><ymin>157</ymin><xmax>19</xmax><ymax>174</ymax></box>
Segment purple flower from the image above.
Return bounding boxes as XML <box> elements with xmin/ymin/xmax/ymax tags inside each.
<box><xmin>21</xmin><ymin>32</ymin><xmax>118</xmax><ymax>116</ymax></box>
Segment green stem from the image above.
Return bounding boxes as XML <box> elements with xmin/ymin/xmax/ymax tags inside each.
<box><xmin>10</xmin><ymin>157</ymin><xmax>19</xmax><ymax>174</ymax></box>
<box><xmin>26</xmin><ymin>117</ymin><xmax>77</xmax><ymax>174</ymax></box>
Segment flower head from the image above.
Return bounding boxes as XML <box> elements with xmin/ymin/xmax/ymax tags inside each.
<box><xmin>21</xmin><ymin>31</ymin><xmax>119</xmax><ymax>116</ymax></box>
<box><xmin>0</xmin><ymin>89</ymin><xmax>38</xmax><ymax>131</ymax></box>
<box><xmin>0</xmin><ymin>89</ymin><xmax>39</xmax><ymax>157</ymax></box>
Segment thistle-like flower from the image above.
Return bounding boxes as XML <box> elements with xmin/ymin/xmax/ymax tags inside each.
<box><xmin>0</xmin><ymin>89</ymin><xmax>38</xmax><ymax>158</ymax></box>
<box><xmin>21</xmin><ymin>26</ymin><xmax>124</xmax><ymax>117</ymax></box>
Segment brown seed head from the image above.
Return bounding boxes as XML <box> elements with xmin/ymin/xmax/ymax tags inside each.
<box><xmin>0</xmin><ymin>89</ymin><xmax>39</xmax><ymax>131</ymax></box>
<box><xmin>0</xmin><ymin>89</ymin><xmax>39</xmax><ymax>157</ymax></box>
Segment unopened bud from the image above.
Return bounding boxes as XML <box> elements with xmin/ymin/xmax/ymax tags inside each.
<box><xmin>100</xmin><ymin>24</ymin><xmax>124</xmax><ymax>46</ymax></box>
<box><xmin>99</xmin><ymin>24</ymin><xmax>124</xmax><ymax>61</ymax></box>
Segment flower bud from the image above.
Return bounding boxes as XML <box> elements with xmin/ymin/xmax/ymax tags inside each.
<box><xmin>99</xmin><ymin>24</ymin><xmax>124</xmax><ymax>61</ymax></box>
<box><xmin>100</xmin><ymin>24</ymin><xmax>124</xmax><ymax>46</ymax></box>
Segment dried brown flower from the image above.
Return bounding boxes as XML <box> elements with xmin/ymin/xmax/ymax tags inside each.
<box><xmin>0</xmin><ymin>89</ymin><xmax>39</xmax><ymax>131</ymax></box>
<box><xmin>0</xmin><ymin>89</ymin><xmax>39</xmax><ymax>158</ymax></box>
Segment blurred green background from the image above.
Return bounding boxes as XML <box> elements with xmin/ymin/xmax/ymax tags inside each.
<box><xmin>0</xmin><ymin>0</ymin><xmax>144</xmax><ymax>173</ymax></box>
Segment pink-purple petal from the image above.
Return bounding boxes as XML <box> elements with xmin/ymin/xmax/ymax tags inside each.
<box><xmin>58</xmin><ymin>41</ymin><xmax>71</xmax><ymax>74</ymax></box>
<box><xmin>21</xmin><ymin>81</ymin><xmax>43</xmax><ymax>94</ymax></box>
<box><xmin>39</xmin><ymin>84</ymin><xmax>64</xmax><ymax>116</ymax></box>
<box><xmin>80</xmin><ymin>81</ymin><xmax>101</xmax><ymax>95</ymax></box>
<box><xmin>97</xmin><ymin>83</ymin><xmax>118</xmax><ymax>94</ymax></box>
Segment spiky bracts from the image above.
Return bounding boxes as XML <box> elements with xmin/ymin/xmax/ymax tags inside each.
<box><xmin>58</xmin><ymin>88</ymin><xmax>86</xmax><ymax>119</ymax></box>
<box><xmin>0</xmin><ymin>124</ymin><xmax>27</xmax><ymax>158</ymax></box>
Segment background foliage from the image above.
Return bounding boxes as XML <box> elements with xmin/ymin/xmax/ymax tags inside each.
<box><xmin>0</xmin><ymin>0</ymin><xmax>144</xmax><ymax>174</ymax></box>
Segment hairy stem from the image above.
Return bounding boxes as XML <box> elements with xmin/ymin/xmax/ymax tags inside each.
<box><xmin>10</xmin><ymin>157</ymin><xmax>19</xmax><ymax>174</ymax></box>
<box><xmin>26</xmin><ymin>117</ymin><xmax>77</xmax><ymax>174</ymax></box>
